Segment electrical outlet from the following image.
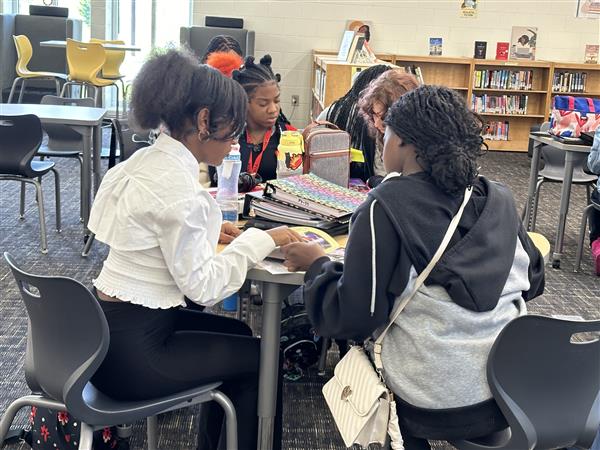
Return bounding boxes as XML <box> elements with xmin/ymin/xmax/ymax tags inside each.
<box><xmin>291</xmin><ymin>95</ymin><xmax>299</xmax><ymax>106</ymax></box>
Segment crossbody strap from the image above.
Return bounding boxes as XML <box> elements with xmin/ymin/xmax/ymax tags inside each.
<box><xmin>373</xmin><ymin>186</ymin><xmax>473</xmax><ymax>370</ymax></box>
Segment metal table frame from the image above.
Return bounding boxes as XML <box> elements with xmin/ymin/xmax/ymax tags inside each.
<box><xmin>524</xmin><ymin>134</ymin><xmax>592</xmax><ymax>268</ymax></box>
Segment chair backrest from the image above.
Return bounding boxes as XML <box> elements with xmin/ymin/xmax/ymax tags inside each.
<box><xmin>0</xmin><ymin>114</ymin><xmax>43</xmax><ymax>178</ymax></box>
<box><xmin>66</xmin><ymin>38</ymin><xmax>106</xmax><ymax>83</ymax></box>
<box><xmin>180</xmin><ymin>26</ymin><xmax>254</xmax><ymax>61</ymax></box>
<box><xmin>40</xmin><ymin>95</ymin><xmax>95</xmax><ymax>150</ymax></box>
<box><xmin>90</xmin><ymin>38</ymin><xmax>125</xmax><ymax>78</ymax></box>
<box><xmin>13</xmin><ymin>34</ymin><xmax>33</xmax><ymax>77</ymax></box>
<box><xmin>540</xmin><ymin>145</ymin><xmax>598</xmax><ymax>183</ymax></box>
<box><xmin>3</xmin><ymin>252</ymin><xmax>109</xmax><ymax>409</ymax></box>
<box><xmin>488</xmin><ymin>315</ymin><xmax>600</xmax><ymax>449</ymax></box>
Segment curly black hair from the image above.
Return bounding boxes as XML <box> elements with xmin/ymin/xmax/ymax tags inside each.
<box><xmin>201</xmin><ymin>35</ymin><xmax>243</xmax><ymax>63</ymax></box>
<box><xmin>232</xmin><ymin>54</ymin><xmax>290</xmax><ymax>124</ymax></box>
<box><xmin>384</xmin><ymin>85</ymin><xmax>485</xmax><ymax>195</ymax></box>
<box><xmin>130</xmin><ymin>48</ymin><xmax>247</xmax><ymax>140</ymax></box>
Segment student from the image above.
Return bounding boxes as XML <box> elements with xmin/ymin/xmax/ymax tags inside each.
<box><xmin>200</xmin><ymin>34</ymin><xmax>243</xmax><ymax>63</ymax></box>
<box><xmin>357</xmin><ymin>69</ymin><xmax>420</xmax><ymax>183</ymax></box>
<box><xmin>282</xmin><ymin>85</ymin><xmax>545</xmax><ymax>449</ymax></box>
<box><xmin>587</xmin><ymin>127</ymin><xmax>600</xmax><ymax>275</ymax></box>
<box><xmin>231</xmin><ymin>54</ymin><xmax>296</xmax><ymax>182</ymax></box>
<box><xmin>87</xmin><ymin>49</ymin><xmax>300</xmax><ymax>450</ymax></box>
<box><xmin>318</xmin><ymin>64</ymin><xmax>392</xmax><ymax>181</ymax></box>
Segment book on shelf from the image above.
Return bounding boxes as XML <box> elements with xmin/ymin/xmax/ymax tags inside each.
<box><xmin>483</xmin><ymin>121</ymin><xmax>510</xmax><ymax>141</ymax></box>
<box><xmin>268</xmin><ymin>226</ymin><xmax>344</xmax><ymax>262</ymax></box>
<box><xmin>472</xmin><ymin>94</ymin><xmax>529</xmax><ymax>115</ymax></box>
<box><xmin>585</xmin><ymin>45</ymin><xmax>599</xmax><ymax>64</ymax></box>
<box><xmin>337</xmin><ymin>30</ymin><xmax>356</xmax><ymax>62</ymax></box>
<box><xmin>510</xmin><ymin>26</ymin><xmax>537</xmax><ymax>60</ymax></box>
<box><xmin>552</xmin><ymin>71</ymin><xmax>587</xmax><ymax>93</ymax></box>
<box><xmin>474</xmin><ymin>41</ymin><xmax>487</xmax><ymax>59</ymax></box>
<box><xmin>496</xmin><ymin>42</ymin><xmax>509</xmax><ymax>60</ymax></box>
<box><xmin>402</xmin><ymin>65</ymin><xmax>425</xmax><ymax>84</ymax></box>
<box><xmin>473</xmin><ymin>69</ymin><xmax>534</xmax><ymax>90</ymax></box>
<box><xmin>348</xmin><ymin>33</ymin><xmax>367</xmax><ymax>63</ymax></box>
<box><xmin>429</xmin><ymin>37</ymin><xmax>443</xmax><ymax>56</ymax></box>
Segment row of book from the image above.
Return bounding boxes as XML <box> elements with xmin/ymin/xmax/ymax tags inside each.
<box><xmin>314</xmin><ymin>67</ymin><xmax>327</xmax><ymax>105</ymax></box>
<box><xmin>473</xmin><ymin>69</ymin><xmax>534</xmax><ymax>91</ymax></box>
<box><xmin>400</xmin><ymin>65</ymin><xmax>425</xmax><ymax>84</ymax></box>
<box><xmin>482</xmin><ymin>121</ymin><xmax>510</xmax><ymax>141</ymax></box>
<box><xmin>552</xmin><ymin>71</ymin><xmax>588</xmax><ymax>93</ymax></box>
<box><xmin>471</xmin><ymin>95</ymin><xmax>529</xmax><ymax>115</ymax></box>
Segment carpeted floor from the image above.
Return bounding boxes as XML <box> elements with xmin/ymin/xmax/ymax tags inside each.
<box><xmin>0</xmin><ymin>143</ymin><xmax>598</xmax><ymax>450</ymax></box>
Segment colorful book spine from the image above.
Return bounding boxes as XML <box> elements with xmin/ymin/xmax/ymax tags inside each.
<box><xmin>552</xmin><ymin>71</ymin><xmax>587</xmax><ymax>93</ymax></box>
<box><xmin>471</xmin><ymin>94</ymin><xmax>529</xmax><ymax>114</ymax></box>
<box><xmin>473</xmin><ymin>69</ymin><xmax>533</xmax><ymax>90</ymax></box>
<box><xmin>482</xmin><ymin>121</ymin><xmax>510</xmax><ymax>140</ymax></box>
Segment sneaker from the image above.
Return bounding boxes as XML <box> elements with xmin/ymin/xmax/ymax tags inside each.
<box><xmin>592</xmin><ymin>238</ymin><xmax>600</xmax><ymax>276</ymax></box>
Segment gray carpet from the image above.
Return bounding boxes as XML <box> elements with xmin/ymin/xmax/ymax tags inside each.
<box><xmin>1</xmin><ymin>144</ymin><xmax>599</xmax><ymax>450</ymax></box>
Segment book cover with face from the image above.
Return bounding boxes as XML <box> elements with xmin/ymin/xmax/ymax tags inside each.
<box><xmin>510</xmin><ymin>27</ymin><xmax>537</xmax><ymax>60</ymax></box>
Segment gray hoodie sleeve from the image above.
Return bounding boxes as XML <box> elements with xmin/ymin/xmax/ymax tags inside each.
<box><xmin>588</xmin><ymin>129</ymin><xmax>600</xmax><ymax>175</ymax></box>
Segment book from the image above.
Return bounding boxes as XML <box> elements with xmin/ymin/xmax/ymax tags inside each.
<box><xmin>265</xmin><ymin>174</ymin><xmax>367</xmax><ymax>220</ymax></box>
<box><xmin>348</xmin><ymin>33</ymin><xmax>366</xmax><ymax>63</ymax></box>
<box><xmin>337</xmin><ymin>30</ymin><xmax>356</xmax><ymax>62</ymax></box>
<box><xmin>268</xmin><ymin>226</ymin><xmax>345</xmax><ymax>262</ymax></box>
<box><xmin>429</xmin><ymin>37</ymin><xmax>443</xmax><ymax>56</ymax></box>
<box><xmin>496</xmin><ymin>42</ymin><xmax>509</xmax><ymax>60</ymax></box>
<box><xmin>474</xmin><ymin>41</ymin><xmax>487</xmax><ymax>59</ymax></box>
<box><xmin>585</xmin><ymin>44</ymin><xmax>599</xmax><ymax>64</ymax></box>
<box><xmin>510</xmin><ymin>27</ymin><xmax>537</xmax><ymax>60</ymax></box>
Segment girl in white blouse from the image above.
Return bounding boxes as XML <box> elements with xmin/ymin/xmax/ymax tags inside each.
<box><xmin>88</xmin><ymin>49</ymin><xmax>300</xmax><ymax>450</ymax></box>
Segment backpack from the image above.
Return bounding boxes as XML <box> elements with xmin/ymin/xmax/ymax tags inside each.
<box><xmin>302</xmin><ymin>121</ymin><xmax>351</xmax><ymax>188</ymax></box>
<box><xmin>280</xmin><ymin>300</ymin><xmax>323</xmax><ymax>381</ymax></box>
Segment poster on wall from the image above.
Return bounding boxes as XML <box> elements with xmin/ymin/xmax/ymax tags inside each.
<box><xmin>576</xmin><ymin>0</ymin><xmax>600</xmax><ymax>18</ymax></box>
<box><xmin>510</xmin><ymin>26</ymin><xmax>537</xmax><ymax>60</ymax></box>
<box><xmin>460</xmin><ymin>0</ymin><xmax>478</xmax><ymax>18</ymax></box>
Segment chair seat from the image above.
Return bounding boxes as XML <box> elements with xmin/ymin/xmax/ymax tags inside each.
<box><xmin>30</xmin><ymin>160</ymin><xmax>55</xmax><ymax>176</ymax></box>
<box><xmin>20</xmin><ymin>71</ymin><xmax>67</xmax><ymax>80</ymax></box>
<box><xmin>68</xmin><ymin>76</ymin><xmax>116</xmax><ymax>87</ymax></box>
<box><xmin>77</xmin><ymin>381</ymin><xmax>222</xmax><ymax>426</ymax></box>
<box><xmin>539</xmin><ymin>167</ymin><xmax>598</xmax><ymax>184</ymax></box>
<box><xmin>38</xmin><ymin>148</ymin><xmax>81</xmax><ymax>158</ymax></box>
<box><xmin>101</xmin><ymin>74</ymin><xmax>124</xmax><ymax>80</ymax></box>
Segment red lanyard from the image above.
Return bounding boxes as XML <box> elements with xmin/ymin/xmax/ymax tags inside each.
<box><xmin>246</xmin><ymin>127</ymin><xmax>274</xmax><ymax>175</ymax></box>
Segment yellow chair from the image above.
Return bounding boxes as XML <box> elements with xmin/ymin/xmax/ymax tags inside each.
<box><xmin>90</xmin><ymin>38</ymin><xmax>127</xmax><ymax>116</ymax></box>
<box><xmin>8</xmin><ymin>35</ymin><xmax>67</xmax><ymax>103</ymax></box>
<box><xmin>61</xmin><ymin>39</ymin><xmax>114</xmax><ymax>111</ymax></box>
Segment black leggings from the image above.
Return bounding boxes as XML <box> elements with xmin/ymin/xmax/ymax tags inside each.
<box><xmin>590</xmin><ymin>189</ymin><xmax>600</xmax><ymax>244</ymax></box>
<box><xmin>91</xmin><ymin>299</ymin><xmax>282</xmax><ymax>450</ymax></box>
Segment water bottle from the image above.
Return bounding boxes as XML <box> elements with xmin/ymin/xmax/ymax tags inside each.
<box><xmin>216</xmin><ymin>143</ymin><xmax>242</xmax><ymax>224</ymax></box>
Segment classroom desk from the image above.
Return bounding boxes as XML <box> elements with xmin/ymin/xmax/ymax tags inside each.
<box><xmin>0</xmin><ymin>103</ymin><xmax>107</xmax><ymax>235</ymax></box>
<box><xmin>40</xmin><ymin>40</ymin><xmax>141</xmax><ymax>52</ymax></box>
<box><xmin>524</xmin><ymin>134</ymin><xmax>592</xmax><ymax>268</ymax></box>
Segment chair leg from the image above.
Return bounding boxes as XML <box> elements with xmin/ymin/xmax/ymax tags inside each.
<box><xmin>82</xmin><ymin>232</ymin><xmax>96</xmax><ymax>257</ymax></box>
<box><xmin>531</xmin><ymin>178</ymin><xmax>544</xmax><ymax>232</ymax></box>
<box><xmin>17</xmin><ymin>78</ymin><xmax>27</xmax><ymax>103</ymax></box>
<box><xmin>54</xmin><ymin>77</ymin><xmax>61</xmax><ymax>96</ymax></box>
<box><xmin>19</xmin><ymin>182</ymin><xmax>26</xmax><ymax>219</ymax></box>
<box><xmin>60</xmin><ymin>81</ymin><xmax>70</xmax><ymax>97</ymax></box>
<box><xmin>78</xmin><ymin>422</ymin><xmax>94</xmax><ymax>450</ymax></box>
<box><xmin>77</xmin><ymin>154</ymin><xmax>84</xmax><ymax>222</ymax></box>
<box><xmin>113</xmin><ymin>84</ymin><xmax>120</xmax><ymax>119</ymax></box>
<box><xmin>586</xmin><ymin>184</ymin><xmax>592</xmax><ymax>205</ymax></box>
<box><xmin>0</xmin><ymin>395</ymin><xmax>65</xmax><ymax>442</ymax></box>
<box><xmin>146</xmin><ymin>415</ymin><xmax>159</xmax><ymax>450</ymax></box>
<box><xmin>120</xmin><ymin>78</ymin><xmax>127</xmax><ymax>114</ymax></box>
<box><xmin>7</xmin><ymin>77</ymin><xmax>22</xmax><ymax>103</ymax></box>
<box><xmin>211</xmin><ymin>390</ymin><xmax>238</xmax><ymax>450</ymax></box>
<box><xmin>318</xmin><ymin>337</ymin><xmax>330</xmax><ymax>376</ymax></box>
<box><xmin>32</xmin><ymin>179</ymin><xmax>48</xmax><ymax>254</ymax></box>
<box><xmin>50</xmin><ymin>168</ymin><xmax>61</xmax><ymax>232</ymax></box>
<box><xmin>575</xmin><ymin>204</ymin><xmax>595</xmax><ymax>272</ymax></box>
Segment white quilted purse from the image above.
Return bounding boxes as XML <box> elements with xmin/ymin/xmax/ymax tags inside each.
<box><xmin>322</xmin><ymin>187</ymin><xmax>473</xmax><ymax>449</ymax></box>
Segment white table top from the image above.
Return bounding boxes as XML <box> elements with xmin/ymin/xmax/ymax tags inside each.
<box><xmin>0</xmin><ymin>103</ymin><xmax>106</xmax><ymax>126</ymax></box>
<box><xmin>529</xmin><ymin>133</ymin><xmax>592</xmax><ymax>153</ymax></box>
<box><xmin>40</xmin><ymin>40</ymin><xmax>141</xmax><ymax>52</ymax></box>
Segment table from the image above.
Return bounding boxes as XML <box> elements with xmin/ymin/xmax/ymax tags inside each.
<box><xmin>524</xmin><ymin>134</ymin><xmax>592</xmax><ymax>268</ymax></box>
<box><xmin>0</xmin><ymin>103</ymin><xmax>106</xmax><ymax>235</ymax></box>
<box><xmin>40</xmin><ymin>40</ymin><xmax>141</xmax><ymax>52</ymax></box>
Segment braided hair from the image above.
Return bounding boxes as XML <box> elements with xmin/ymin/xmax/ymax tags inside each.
<box><xmin>232</xmin><ymin>55</ymin><xmax>290</xmax><ymax>125</ymax></box>
<box><xmin>326</xmin><ymin>64</ymin><xmax>391</xmax><ymax>176</ymax></box>
<box><xmin>201</xmin><ymin>35</ymin><xmax>243</xmax><ymax>63</ymax></box>
<box><xmin>384</xmin><ymin>85</ymin><xmax>485</xmax><ymax>195</ymax></box>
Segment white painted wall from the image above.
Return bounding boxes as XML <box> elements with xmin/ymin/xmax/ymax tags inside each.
<box><xmin>193</xmin><ymin>0</ymin><xmax>600</xmax><ymax>128</ymax></box>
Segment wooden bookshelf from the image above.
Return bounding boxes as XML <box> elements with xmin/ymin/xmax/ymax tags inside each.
<box><xmin>310</xmin><ymin>50</ymin><xmax>600</xmax><ymax>152</ymax></box>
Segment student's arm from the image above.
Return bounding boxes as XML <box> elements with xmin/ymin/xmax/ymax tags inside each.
<box><xmin>156</xmin><ymin>195</ymin><xmax>275</xmax><ymax>306</ymax></box>
<box><xmin>303</xmin><ymin>199</ymin><xmax>407</xmax><ymax>341</ymax></box>
<box><xmin>517</xmin><ymin>223</ymin><xmax>545</xmax><ymax>301</ymax></box>
<box><xmin>588</xmin><ymin>129</ymin><xmax>600</xmax><ymax>175</ymax></box>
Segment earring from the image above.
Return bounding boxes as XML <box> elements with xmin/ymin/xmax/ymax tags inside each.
<box><xmin>198</xmin><ymin>130</ymin><xmax>209</xmax><ymax>141</ymax></box>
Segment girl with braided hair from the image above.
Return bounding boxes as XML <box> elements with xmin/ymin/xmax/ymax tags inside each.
<box><xmin>231</xmin><ymin>54</ymin><xmax>296</xmax><ymax>182</ymax></box>
<box><xmin>284</xmin><ymin>85</ymin><xmax>545</xmax><ymax>449</ymax></box>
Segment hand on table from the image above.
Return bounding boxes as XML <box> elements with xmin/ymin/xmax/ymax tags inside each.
<box><xmin>282</xmin><ymin>242</ymin><xmax>327</xmax><ymax>272</ymax></box>
<box><xmin>219</xmin><ymin>221</ymin><xmax>242</xmax><ymax>244</ymax></box>
<box><xmin>266</xmin><ymin>226</ymin><xmax>304</xmax><ymax>246</ymax></box>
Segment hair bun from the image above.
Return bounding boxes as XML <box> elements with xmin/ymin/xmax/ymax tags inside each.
<box><xmin>259</xmin><ymin>54</ymin><xmax>273</xmax><ymax>67</ymax></box>
<box><xmin>244</xmin><ymin>55</ymin><xmax>256</xmax><ymax>67</ymax></box>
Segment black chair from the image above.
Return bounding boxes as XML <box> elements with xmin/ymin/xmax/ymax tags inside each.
<box><xmin>575</xmin><ymin>183</ymin><xmax>600</xmax><ymax>272</ymax></box>
<box><xmin>0</xmin><ymin>114</ymin><xmax>60</xmax><ymax>253</ymax></box>
<box><xmin>451</xmin><ymin>315</ymin><xmax>600</xmax><ymax>450</ymax></box>
<box><xmin>0</xmin><ymin>252</ymin><xmax>239</xmax><ymax>450</ymax></box>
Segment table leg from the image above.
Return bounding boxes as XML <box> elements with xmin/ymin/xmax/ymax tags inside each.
<box><xmin>552</xmin><ymin>151</ymin><xmax>575</xmax><ymax>269</ymax></box>
<box><xmin>524</xmin><ymin>141</ymin><xmax>542</xmax><ymax>231</ymax></box>
<box><xmin>93</xmin><ymin>124</ymin><xmax>103</xmax><ymax>194</ymax></box>
<box><xmin>80</xmin><ymin>127</ymin><xmax>93</xmax><ymax>231</ymax></box>
<box><xmin>257</xmin><ymin>281</ymin><xmax>296</xmax><ymax>450</ymax></box>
